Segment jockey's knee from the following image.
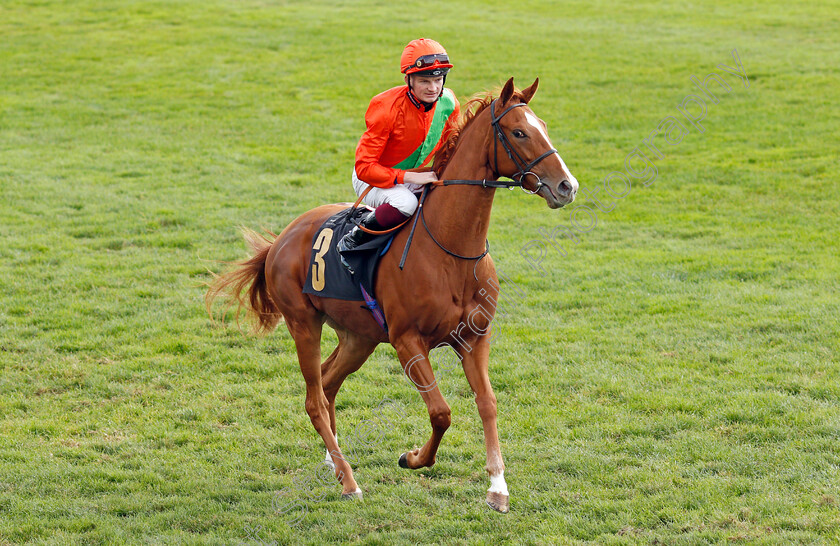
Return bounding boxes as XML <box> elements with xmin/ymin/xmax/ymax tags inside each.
<box><xmin>391</xmin><ymin>192</ymin><xmax>419</xmax><ymax>216</ymax></box>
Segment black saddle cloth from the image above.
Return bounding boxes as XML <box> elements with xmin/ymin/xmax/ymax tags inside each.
<box><xmin>302</xmin><ymin>207</ymin><xmax>395</xmax><ymax>301</ymax></box>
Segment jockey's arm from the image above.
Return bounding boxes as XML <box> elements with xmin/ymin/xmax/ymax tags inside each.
<box><xmin>355</xmin><ymin>97</ymin><xmax>408</xmax><ymax>188</ymax></box>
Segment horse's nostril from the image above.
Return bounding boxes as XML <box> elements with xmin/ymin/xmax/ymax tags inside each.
<box><xmin>559</xmin><ymin>180</ymin><xmax>572</xmax><ymax>195</ymax></box>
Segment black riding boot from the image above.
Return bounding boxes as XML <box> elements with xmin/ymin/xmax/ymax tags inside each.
<box><xmin>337</xmin><ymin>211</ymin><xmax>383</xmax><ymax>254</ymax></box>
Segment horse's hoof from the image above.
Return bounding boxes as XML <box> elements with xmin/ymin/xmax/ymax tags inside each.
<box><xmin>398</xmin><ymin>452</ymin><xmax>409</xmax><ymax>469</ymax></box>
<box><xmin>486</xmin><ymin>491</ymin><xmax>509</xmax><ymax>513</ymax></box>
<box><xmin>340</xmin><ymin>488</ymin><xmax>363</xmax><ymax>501</ymax></box>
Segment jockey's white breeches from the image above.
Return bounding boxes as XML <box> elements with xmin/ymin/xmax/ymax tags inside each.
<box><xmin>352</xmin><ymin>169</ymin><xmax>422</xmax><ymax>216</ymax></box>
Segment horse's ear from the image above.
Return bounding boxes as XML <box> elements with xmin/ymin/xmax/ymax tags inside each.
<box><xmin>520</xmin><ymin>77</ymin><xmax>539</xmax><ymax>104</ymax></box>
<box><xmin>499</xmin><ymin>77</ymin><xmax>515</xmax><ymax>107</ymax></box>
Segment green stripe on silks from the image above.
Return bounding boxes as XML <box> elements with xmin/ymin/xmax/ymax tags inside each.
<box><xmin>393</xmin><ymin>88</ymin><xmax>457</xmax><ymax>171</ymax></box>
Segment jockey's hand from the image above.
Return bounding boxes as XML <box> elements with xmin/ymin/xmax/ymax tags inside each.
<box><xmin>403</xmin><ymin>171</ymin><xmax>439</xmax><ymax>185</ymax></box>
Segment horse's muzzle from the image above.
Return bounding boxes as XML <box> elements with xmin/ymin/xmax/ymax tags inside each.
<box><xmin>542</xmin><ymin>178</ymin><xmax>578</xmax><ymax>209</ymax></box>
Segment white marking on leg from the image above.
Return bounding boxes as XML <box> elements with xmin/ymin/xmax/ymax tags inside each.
<box><xmin>488</xmin><ymin>471</ymin><xmax>509</xmax><ymax>496</ymax></box>
<box><xmin>324</xmin><ymin>433</ymin><xmax>337</xmax><ymax>469</ymax></box>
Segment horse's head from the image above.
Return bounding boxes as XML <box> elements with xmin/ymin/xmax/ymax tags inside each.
<box><xmin>490</xmin><ymin>77</ymin><xmax>578</xmax><ymax>209</ymax></box>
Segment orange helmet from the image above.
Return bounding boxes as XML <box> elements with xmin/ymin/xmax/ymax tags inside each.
<box><xmin>400</xmin><ymin>38</ymin><xmax>453</xmax><ymax>76</ymax></box>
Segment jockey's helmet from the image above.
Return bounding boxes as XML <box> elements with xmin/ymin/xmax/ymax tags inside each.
<box><xmin>400</xmin><ymin>38</ymin><xmax>453</xmax><ymax>77</ymax></box>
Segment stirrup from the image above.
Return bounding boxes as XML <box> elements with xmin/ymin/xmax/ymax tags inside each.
<box><xmin>337</xmin><ymin>228</ymin><xmax>362</xmax><ymax>252</ymax></box>
<box><xmin>339</xmin><ymin>253</ymin><xmax>355</xmax><ymax>275</ymax></box>
<box><xmin>336</xmin><ymin>234</ymin><xmax>353</xmax><ymax>253</ymax></box>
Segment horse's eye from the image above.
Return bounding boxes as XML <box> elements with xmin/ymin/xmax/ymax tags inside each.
<box><xmin>512</xmin><ymin>129</ymin><xmax>527</xmax><ymax>139</ymax></box>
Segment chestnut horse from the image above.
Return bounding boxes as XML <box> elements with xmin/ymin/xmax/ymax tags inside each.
<box><xmin>206</xmin><ymin>78</ymin><xmax>578</xmax><ymax>513</ymax></box>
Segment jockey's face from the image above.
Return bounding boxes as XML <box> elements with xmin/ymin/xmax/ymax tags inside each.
<box><xmin>406</xmin><ymin>74</ymin><xmax>444</xmax><ymax>103</ymax></box>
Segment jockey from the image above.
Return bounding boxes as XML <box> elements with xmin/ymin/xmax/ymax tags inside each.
<box><xmin>337</xmin><ymin>38</ymin><xmax>461</xmax><ymax>254</ymax></box>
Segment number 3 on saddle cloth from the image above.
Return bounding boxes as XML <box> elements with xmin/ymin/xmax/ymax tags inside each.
<box><xmin>302</xmin><ymin>207</ymin><xmax>395</xmax><ymax>333</ymax></box>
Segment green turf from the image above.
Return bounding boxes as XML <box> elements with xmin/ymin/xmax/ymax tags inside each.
<box><xmin>1</xmin><ymin>0</ymin><xmax>838</xmax><ymax>544</ymax></box>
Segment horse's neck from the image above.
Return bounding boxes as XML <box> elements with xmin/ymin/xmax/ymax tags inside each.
<box><xmin>424</xmin><ymin>127</ymin><xmax>495</xmax><ymax>256</ymax></box>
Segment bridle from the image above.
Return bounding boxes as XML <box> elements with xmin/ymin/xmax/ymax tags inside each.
<box><xmin>439</xmin><ymin>98</ymin><xmax>559</xmax><ymax>193</ymax></box>
<box><xmin>399</xmin><ymin>99</ymin><xmax>561</xmax><ymax>272</ymax></box>
<box><xmin>490</xmin><ymin>99</ymin><xmax>559</xmax><ymax>193</ymax></box>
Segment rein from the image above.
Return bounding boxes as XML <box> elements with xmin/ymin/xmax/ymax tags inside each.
<box><xmin>418</xmin><ymin>186</ymin><xmax>489</xmax><ymax>261</ymax></box>
<box><xmin>399</xmin><ymin>185</ymin><xmax>489</xmax><ymax>279</ymax></box>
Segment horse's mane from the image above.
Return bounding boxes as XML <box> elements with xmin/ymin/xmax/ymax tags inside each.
<box><xmin>432</xmin><ymin>90</ymin><xmax>526</xmax><ymax>177</ymax></box>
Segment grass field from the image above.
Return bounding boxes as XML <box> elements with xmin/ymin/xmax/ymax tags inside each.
<box><xmin>1</xmin><ymin>0</ymin><xmax>839</xmax><ymax>544</ymax></box>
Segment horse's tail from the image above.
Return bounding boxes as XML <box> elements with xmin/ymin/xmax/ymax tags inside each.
<box><xmin>205</xmin><ymin>228</ymin><xmax>283</xmax><ymax>334</ymax></box>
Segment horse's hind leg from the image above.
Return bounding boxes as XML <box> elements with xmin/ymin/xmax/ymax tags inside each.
<box><xmin>285</xmin><ymin>315</ymin><xmax>362</xmax><ymax>498</ymax></box>
<box><xmin>320</xmin><ymin>328</ymin><xmax>378</xmax><ymax>469</ymax></box>
<box><xmin>392</xmin><ymin>336</ymin><xmax>451</xmax><ymax>469</ymax></box>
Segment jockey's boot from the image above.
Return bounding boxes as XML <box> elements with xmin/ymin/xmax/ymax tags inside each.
<box><xmin>337</xmin><ymin>210</ymin><xmax>383</xmax><ymax>259</ymax></box>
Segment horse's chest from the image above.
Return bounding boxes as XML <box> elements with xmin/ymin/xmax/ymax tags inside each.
<box><xmin>422</xmin><ymin>294</ymin><xmax>494</xmax><ymax>348</ymax></box>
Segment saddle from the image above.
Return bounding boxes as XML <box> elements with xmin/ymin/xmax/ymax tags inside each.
<box><xmin>302</xmin><ymin>207</ymin><xmax>396</xmax><ymax>330</ymax></box>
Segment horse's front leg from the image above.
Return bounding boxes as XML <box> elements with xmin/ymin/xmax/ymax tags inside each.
<box><xmin>458</xmin><ymin>335</ymin><xmax>509</xmax><ymax>513</ymax></box>
<box><xmin>393</xmin><ymin>336</ymin><xmax>451</xmax><ymax>469</ymax></box>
